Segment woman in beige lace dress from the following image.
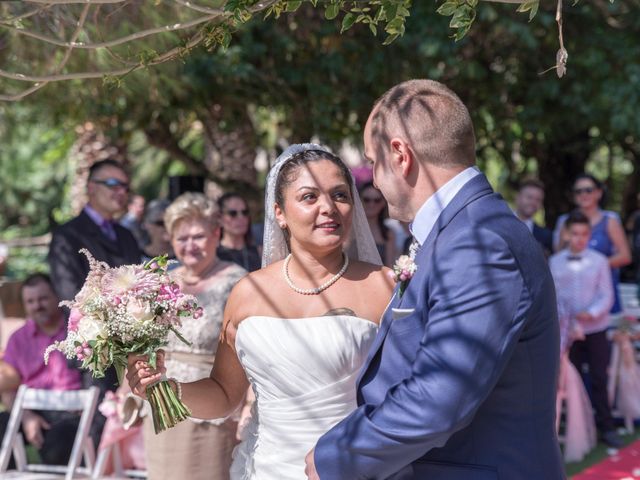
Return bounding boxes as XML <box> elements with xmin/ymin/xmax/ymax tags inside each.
<box><xmin>143</xmin><ymin>192</ymin><xmax>246</xmax><ymax>480</ymax></box>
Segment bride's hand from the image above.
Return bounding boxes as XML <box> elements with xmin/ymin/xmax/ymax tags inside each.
<box><xmin>126</xmin><ymin>350</ymin><xmax>166</xmax><ymax>400</ymax></box>
<box><xmin>304</xmin><ymin>448</ymin><xmax>320</xmax><ymax>480</ymax></box>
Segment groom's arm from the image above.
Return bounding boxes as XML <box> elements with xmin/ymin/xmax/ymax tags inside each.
<box><xmin>314</xmin><ymin>227</ymin><xmax>537</xmax><ymax>479</ymax></box>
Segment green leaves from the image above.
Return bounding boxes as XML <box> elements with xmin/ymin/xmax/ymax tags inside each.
<box><xmin>333</xmin><ymin>0</ymin><xmax>413</xmax><ymax>44</ymax></box>
<box><xmin>436</xmin><ymin>0</ymin><xmax>541</xmax><ymax>41</ymax></box>
<box><xmin>341</xmin><ymin>12</ymin><xmax>357</xmax><ymax>33</ymax></box>
<box><xmin>436</xmin><ymin>0</ymin><xmax>476</xmax><ymax>41</ymax></box>
<box><xmin>325</xmin><ymin>2</ymin><xmax>340</xmax><ymax>20</ymax></box>
<box><xmin>286</xmin><ymin>0</ymin><xmax>303</xmax><ymax>12</ymax></box>
<box><xmin>516</xmin><ymin>0</ymin><xmax>540</xmax><ymax>22</ymax></box>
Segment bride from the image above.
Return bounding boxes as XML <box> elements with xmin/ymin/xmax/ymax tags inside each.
<box><xmin>127</xmin><ymin>144</ymin><xmax>394</xmax><ymax>479</ymax></box>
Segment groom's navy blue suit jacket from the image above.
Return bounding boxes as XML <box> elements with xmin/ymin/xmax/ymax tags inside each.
<box><xmin>315</xmin><ymin>174</ymin><xmax>564</xmax><ymax>479</ymax></box>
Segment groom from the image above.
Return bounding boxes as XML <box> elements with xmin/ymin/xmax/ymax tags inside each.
<box><xmin>305</xmin><ymin>80</ymin><xmax>564</xmax><ymax>479</ymax></box>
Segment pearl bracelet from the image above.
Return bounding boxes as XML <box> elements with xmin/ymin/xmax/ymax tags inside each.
<box><xmin>167</xmin><ymin>376</ymin><xmax>182</xmax><ymax>401</ymax></box>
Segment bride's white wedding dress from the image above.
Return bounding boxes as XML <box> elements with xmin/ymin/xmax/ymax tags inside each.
<box><xmin>229</xmin><ymin>315</ymin><xmax>377</xmax><ymax>480</ymax></box>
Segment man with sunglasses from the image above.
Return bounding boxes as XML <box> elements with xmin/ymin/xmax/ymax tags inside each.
<box><xmin>47</xmin><ymin>159</ymin><xmax>141</xmax><ymax>447</ymax></box>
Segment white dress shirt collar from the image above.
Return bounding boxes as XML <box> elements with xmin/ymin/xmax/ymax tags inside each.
<box><xmin>410</xmin><ymin>166</ymin><xmax>481</xmax><ymax>246</ymax></box>
<box><xmin>521</xmin><ymin>217</ymin><xmax>534</xmax><ymax>233</ymax></box>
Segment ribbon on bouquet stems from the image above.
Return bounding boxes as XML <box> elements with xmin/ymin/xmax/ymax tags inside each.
<box><xmin>146</xmin><ymin>376</ymin><xmax>191</xmax><ymax>433</ymax></box>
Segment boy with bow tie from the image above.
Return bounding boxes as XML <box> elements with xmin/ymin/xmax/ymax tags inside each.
<box><xmin>549</xmin><ymin>210</ymin><xmax>621</xmax><ymax>447</ymax></box>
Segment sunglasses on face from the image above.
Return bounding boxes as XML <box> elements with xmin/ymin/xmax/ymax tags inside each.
<box><xmin>91</xmin><ymin>178</ymin><xmax>130</xmax><ymax>191</ymax></box>
<box><xmin>151</xmin><ymin>220</ymin><xmax>165</xmax><ymax>227</ymax></box>
<box><xmin>362</xmin><ymin>197</ymin><xmax>383</xmax><ymax>204</ymax></box>
<box><xmin>224</xmin><ymin>209</ymin><xmax>249</xmax><ymax>218</ymax></box>
<box><xmin>573</xmin><ymin>187</ymin><xmax>596</xmax><ymax>195</ymax></box>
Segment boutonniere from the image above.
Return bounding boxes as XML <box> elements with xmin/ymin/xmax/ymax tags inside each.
<box><xmin>388</xmin><ymin>255</ymin><xmax>418</xmax><ymax>297</ymax></box>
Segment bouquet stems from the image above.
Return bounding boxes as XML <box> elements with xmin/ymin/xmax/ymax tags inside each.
<box><xmin>146</xmin><ymin>380</ymin><xmax>191</xmax><ymax>433</ymax></box>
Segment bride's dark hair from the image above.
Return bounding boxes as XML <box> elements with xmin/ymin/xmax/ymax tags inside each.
<box><xmin>274</xmin><ymin>149</ymin><xmax>354</xmax><ymax>208</ymax></box>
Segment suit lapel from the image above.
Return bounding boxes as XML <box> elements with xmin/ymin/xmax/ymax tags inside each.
<box><xmin>356</xmin><ymin>173</ymin><xmax>495</xmax><ymax>396</ymax></box>
<box><xmin>78</xmin><ymin>211</ymin><xmax>122</xmax><ymax>255</ymax></box>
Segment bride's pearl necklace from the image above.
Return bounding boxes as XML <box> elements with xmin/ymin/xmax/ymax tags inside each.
<box><xmin>283</xmin><ymin>253</ymin><xmax>349</xmax><ymax>295</ymax></box>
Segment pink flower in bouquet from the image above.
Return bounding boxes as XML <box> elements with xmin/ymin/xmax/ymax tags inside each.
<box><xmin>75</xmin><ymin>342</ymin><xmax>93</xmax><ymax>361</ymax></box>
<box><xmin>102</xmin><ymin>265</ymin><xmax>161</xmax><ymax>298</ymax></box>
<box><xmin>157</xmin><ymin>283</ymin><xmax>181</xmax><ymax>302</ymax></box>
<box><xmin>68</xmin><ymin>308</ymin><xmax>83</xmax><ymax>333</ymax></box>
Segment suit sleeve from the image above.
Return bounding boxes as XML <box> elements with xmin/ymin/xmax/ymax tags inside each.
<box><xmin>315</xmin><ymin>228</ymin><xmax>531</xmax><ymax>479</ymax></box>
<box><xmin>48</xmin><ymin>228</ymin><xmax>86</xmax><ymax>302</ymax></box>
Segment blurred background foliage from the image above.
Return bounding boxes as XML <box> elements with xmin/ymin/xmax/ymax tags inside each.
<box><xmin>1</xmin><ymin>0</ymin><xmax>639</xmax><ymax>279</ymax></box>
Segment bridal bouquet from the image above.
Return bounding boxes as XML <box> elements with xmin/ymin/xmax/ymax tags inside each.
<box><xmin>45</xmin><ymin>249</ymin><xmax>202</xmax><ymax>433</ymax></box>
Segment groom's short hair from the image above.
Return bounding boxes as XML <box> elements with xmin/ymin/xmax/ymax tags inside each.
<box><xmin>370</xmin><ymin>79</ymin><xmax>476</xmax><ymax>168</ymax></box>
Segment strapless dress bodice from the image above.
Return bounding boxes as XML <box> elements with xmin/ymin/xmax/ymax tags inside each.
<box><xmin>230</xmin><ymin>315</ymin><xmax>377</xmax><ymax>480</ymax></box>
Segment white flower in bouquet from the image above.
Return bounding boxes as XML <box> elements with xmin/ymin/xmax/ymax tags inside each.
<box><xmin>45</xmin><ymin>250</ymin><xmax>198</xmax><ymax>433</ymax></box>
<box><xmin>76</xmin><ymin>313</ymin><xmax>107</xmax><ymax>343</ymax></box>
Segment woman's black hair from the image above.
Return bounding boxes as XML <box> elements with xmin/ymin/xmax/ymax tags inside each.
<box><xmin>573</xmin><ymin>173</ymin><xmax>607</xmax><ymax>208</ymax></box>
<box><xmin>274</xmin><ymin>149</ymin><xmax>354</xmax><ymax>209</ymax></box>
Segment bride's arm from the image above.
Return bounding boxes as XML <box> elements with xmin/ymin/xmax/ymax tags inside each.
<box><xmin>178</xmin><ymin>339</ymin><xmax>249</xmax><ymax>419</ymax></box>
<box><xmin>126</xmin><ymin>282</ymin><xmax>250</xmax><ymax>420</ymax></box>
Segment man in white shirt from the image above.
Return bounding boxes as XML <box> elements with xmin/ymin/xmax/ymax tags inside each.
<box><xmin>549</xmin><ymin>210</ymin><xmax>621</xmax><ymax>448</ymax></box>
<box><xmin>310</xmin><ymin>79</ymin><xmax>563</xmax><ymax>479</ymax></box>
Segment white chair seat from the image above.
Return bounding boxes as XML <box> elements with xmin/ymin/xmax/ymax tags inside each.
<box><xmin>0</xmin><ymin>385</ymin><xmax>99</xmax><ymax>480</ymax></box>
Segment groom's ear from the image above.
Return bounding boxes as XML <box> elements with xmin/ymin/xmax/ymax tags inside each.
<box><xmin>390</xmin><ymin>138</ymin><xmax>413</xmax><ymax>178</ymax></box>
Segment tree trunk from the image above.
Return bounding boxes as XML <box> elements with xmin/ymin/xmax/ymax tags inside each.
<box><xmin>536</xmin><ymin>130</ymin><xmax>591</xmax><ymax>228</ymax></box>
<box><xmin>67</xmin><ymin>122</ymin><xmax>129</xmax><ymax>215</ymax></box>
<box><xmin>621</xmin><ymin>148</ymin><xmax>640</xmax><ymax>224</ymax></box>
<box><xmin>199</xmin><ymin>102</ymin><xmax>259</xmax><ymax>199</ymax></box>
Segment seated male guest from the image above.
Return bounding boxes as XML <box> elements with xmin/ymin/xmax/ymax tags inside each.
<box><xmin>0</xmin><ymin>273</ymin><xmax>82</xmax><ymax>465</ymax></box>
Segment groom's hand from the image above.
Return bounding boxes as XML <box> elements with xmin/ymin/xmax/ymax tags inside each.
<box><xmin>305</xmin><ymin>448</ymin><xmax>320</xmax><ymax>479</ymax></box>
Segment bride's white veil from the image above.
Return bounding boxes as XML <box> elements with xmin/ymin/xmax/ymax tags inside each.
<box><xmin>261</xmin><ymin>143</ymin><xmax>382</xmax><ymax>268</ymax></box>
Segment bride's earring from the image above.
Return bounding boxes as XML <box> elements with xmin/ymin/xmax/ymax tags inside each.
<box><xmin>279</xmin><ymin>223</ymin><xmax>287</xmax><ymax>230</ymax></box>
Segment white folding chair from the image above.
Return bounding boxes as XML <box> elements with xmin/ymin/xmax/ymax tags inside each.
<box><xmin>607</xmin><ymin>282</ymin><xmax>640</xmax><ymax>433</ymax></box>
<box><xmin>0</xmin><ymin>385</ymin><xmax>99</xmax><ymax>479</ymax></box>
<box><xmin>92</xmin><ymin>444</ymin><xmax>147</xmax><ymax>479</ymax></box>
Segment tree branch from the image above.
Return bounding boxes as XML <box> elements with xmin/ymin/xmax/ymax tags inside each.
<box><xmin>1</xmin><ymin>3</ymin><xmax>90</xmax><ymax>101</ymax></box>
<box><xmin>172</xmin><ymin>0</ymin><xmax>225</xmax><ymax>16</ymax></box>
<box><xmin>23</xmin><ymin>0</ymin><xmax>131</xmax><ymax>4</ymax></box>
<box><xmin>3</xmin><ymin>5</ymin><xmax>52</xmax><ymax>23</ymax></box>
<box><xmin>2</xmin><ymin>12</ymin><xmax>220</xmax><ymax>49</ymax></box>
<box><xmin>0</xmin><ymin>29</ymin><xmax>205</xmax><ymax>86</ymax></box>
<box><xmin>0</xmin><ymin>0</ymin><xmax>276</xmax><ymax>100</ymax></box>
<box><xmin>144</xmin><ymin>124</ymin><xmax>207</xmax><ymax>177</ymax></box>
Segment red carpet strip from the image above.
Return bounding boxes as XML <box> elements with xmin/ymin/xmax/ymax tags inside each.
<box><xmin>573</xmin><ymin>440</ymin><xmax>640</xmax><ymax>480</ymax></box>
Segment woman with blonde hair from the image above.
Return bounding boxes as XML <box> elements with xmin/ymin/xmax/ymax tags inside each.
<box><xmin>143</xmin><ymin>192</ymin><xmax>246</xmax><ymax>480</ymax></box>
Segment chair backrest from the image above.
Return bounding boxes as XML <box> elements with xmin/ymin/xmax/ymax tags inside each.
<box><xmin>0</xmin><ymin>385</ymin><xmax>100</xmax><ymax>480</ymax></box>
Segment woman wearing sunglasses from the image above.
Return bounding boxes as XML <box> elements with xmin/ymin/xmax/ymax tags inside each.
<box><xmin>216</xmin><ymin>193</ymin><xmax>262</xmax><ymax>272</ymax></box>
<box><xmin>359</xmin><ymin>182</ymin><xmax>397</xmax><ymax>267</ymax></box>
<box><xmin>553</xmin><ymin>174</ymin><xmax>631</xmax><ymax>283</ymax></box>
